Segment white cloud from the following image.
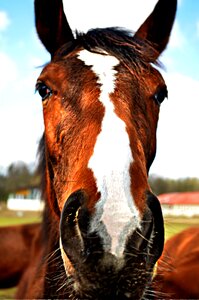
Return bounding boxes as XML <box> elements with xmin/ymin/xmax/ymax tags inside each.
<box><xmin>0</xmin><ymin>103</ymin><xmax>43</xmax><ymax>167</ymax></box>
<box><xmin>63</xmin><ymin>0</ymin><xmax>157</xmax><ymax>33</ymax></box>
<box><xmin>0</xmin><ymin>11</ymin><xmax>10</xmax><ymax>31</ymax></box>
<box><xmin>63</xmin><ymin>0</ymin><xmax>185</xmax><ymax>53</ymax></box>
<box><xmin>63</xmin><ymin>0</ymin><xmax>185</xmax><ymax>54</ymax></box>
<box><xmin>0</xmin><ymin>51</ymin><xmax>44</xmax><ymax>167</ymax></box>
<box><xmin>28</xmin><ymin>56</ymin><xmax>46</xmax><ymax>69</ymax></box>
<box><xmin>168</xmin><ymin>21</ymin><xmax>186</xmax><ymax>49</ymax></box>
<box><xmin>0</xmin><ymin>52</ymin><xmax>18</xmax><ymax>91</ymax></box>
<box><xmin>150</xmin><ymin>72</ymin><xmax>199</xmax><ymax>178</ymax></box>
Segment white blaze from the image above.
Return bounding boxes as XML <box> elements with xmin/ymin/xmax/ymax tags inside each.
<box><xmin>78</xmin><ymin>50</ymin><xmax>140</xmax><ymax>257</ymax></box>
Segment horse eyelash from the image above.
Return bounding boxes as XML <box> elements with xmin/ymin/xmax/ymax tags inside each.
<box><xmin>153</xmin><ymin>85</ymin><xmax>168</xmax><ymax>105</ymax></box>
<box><xmin>35</xmin><ymin>81</ymin><xmax>53</xmax><ymax>101</ymax></box>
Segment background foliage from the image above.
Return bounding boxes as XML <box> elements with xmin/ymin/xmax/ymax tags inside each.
<box><xmin>0</xmin><ymin>161</ymin><xmax>40</xmax><ymax>201</ymax></box>
<box><xmin>149</xmin><ymin>175</ymin><xmax>199</xmax><ymax>195</ymax></box>
<box><xmin>1</xmin><ymin>161</ymin><xmax>199</xmax><ymax>201</ymax></box>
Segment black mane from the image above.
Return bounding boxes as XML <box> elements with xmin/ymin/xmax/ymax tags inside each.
<box><xmin>56</xmin><ymin>27</ymin><xmax>159</xmax><ymax>70</ymax></box>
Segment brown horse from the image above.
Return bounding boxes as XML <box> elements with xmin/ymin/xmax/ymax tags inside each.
<box><xmin>153</xmin><ymin>227</ymin><xmax>199</xmax><ymax>299</ymax></box>
<box><xmin>16</xmin><ymin>0</ymin><xmax>177</xmax><ymax>298</ymax></box>
<box><xmin>0</xmin><ymin>223</ymin><xmax>41</xmax><ymax>288</ymax></box>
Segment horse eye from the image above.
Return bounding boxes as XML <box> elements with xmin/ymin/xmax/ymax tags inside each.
<box><xmin>35</xmin><ymin>82</ymin><xmax>53</xmax><ymax>101</ymax></box>
<box><xmin>153</xmin><ymin>86</ymin><xmax>168</xmax><ymax>105</ymax></box>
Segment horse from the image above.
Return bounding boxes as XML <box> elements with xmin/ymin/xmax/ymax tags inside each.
<box><xmin>153</xmin><ymin>227</ymin><xmax>199</xmax><ymax>299</ymax></box>
<box><xmin>0</xmin><ymin>223</ymin><xmax>41</xmax><ymax>288</ymax></box>
<box><xmin>16</xmin><ymin>0</ymin><xmax>177</xmax><ymax>298</ymax></box>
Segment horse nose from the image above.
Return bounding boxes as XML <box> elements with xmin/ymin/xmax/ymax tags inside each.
<box><xmin>60</xmin><ymin>190</ymin><xmax>105</xmax><ymax>266</ymax></box>
<box><xmin>60</xmin><ymin>190</ymin><xmax>164</xmax><ymax>268</ymax></box>
<box><xmin>59</xmin><ymin>190</ymin><xmax>164</xmax><ymax>300</ymax></box>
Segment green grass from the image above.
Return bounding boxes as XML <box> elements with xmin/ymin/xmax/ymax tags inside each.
<box><xmin>0</xmin><ymin>288</ymin><xmax>16</xmax><ymax>300</ymax></box>
<box><xmin>0</xmin><ymin>216</ymin><xmax>41</xmax><ymax>226</ymax></box>
<box><xmin>0</xmin><ymin>202</ymin><xmax>42</xmax><ymax>226</ymax></box>
<box><xmin>0</xmin><ymin>202</ymin><xmax>199</xmax><ymax>299</ymax></box>
<box><xmin>164</xmin><ymin>216</ymin><xmax>199</xmax><ymax>240</ymax></box>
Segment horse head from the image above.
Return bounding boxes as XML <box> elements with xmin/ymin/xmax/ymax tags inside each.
<box><xmin>35</xmin><ymin>0</ymin><xmax>177</xmax><ymax>298</ymax></box>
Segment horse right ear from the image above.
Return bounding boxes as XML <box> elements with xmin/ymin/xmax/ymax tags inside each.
<box><xmin>34</xmin><ymin>0</ymin><xmax>74</xmax><ymax>57</ymax></box>
<box><xmin>134</xmin><ymin>0</ymin><xmax>177</xmax><ymax>59</ymax></box>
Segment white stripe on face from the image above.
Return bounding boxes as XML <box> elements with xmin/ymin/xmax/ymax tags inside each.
<box><xmin>78</xmin><ymin>50</ymin><xmax>140</xmax><ymax>257</ymax></box>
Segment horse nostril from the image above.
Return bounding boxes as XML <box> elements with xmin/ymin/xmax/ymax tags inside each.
<box><xmin>125</xmin><ymin>210</ymin><xmax>153</xmax><ymax>258</ymax></box>
<box><xmin>60</xmin><ymin>190</ymin><xmax>87</xmax><ymax>263</ymax></box>
<box><xmin>60</xmin><ymin>190</ymin><xmax>106</xmax><ymax>270</ymax></box>
<box><xmin>146</xmin><ymin>191</ymin><xmax>164</xmax><ymax>262</ymax></box>
<box><xmin>124</xmin><ymin>192</ymin><xmax>164</xmax><ymax>268</ymax></box>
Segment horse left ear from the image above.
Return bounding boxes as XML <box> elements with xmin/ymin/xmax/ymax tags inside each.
<box><xmin>134</xmin><ymin>0</ymin><xmax>177</xmax><ymax>59</ymax></box>
<box><xmin>34</xmin><ymin>0</ymin><xmax>74</xmax><ymax>57</ymax></box>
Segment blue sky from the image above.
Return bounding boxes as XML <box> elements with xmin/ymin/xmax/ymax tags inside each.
<box><xmin>165</xmin><ymin>1</ymin><xmax>199</xmax><ymax>80</ymax></box>
<box><xmin>0</xmin><ymin>0</ymin><xmax>199</xmax><ymax>178</ymax></box>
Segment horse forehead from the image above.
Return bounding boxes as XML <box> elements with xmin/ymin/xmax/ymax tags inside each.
<box><xmin>77</xmin><ymin>50</ymin><xmax>120</xmax><ymax>87</ymax></box>
<box><xmin>76</xmin><ymin>50</ymin><xmax>124</xmax><ymax>110</ymax></box>
<box><xmin>77</xmin><ymin>50</ymin><xmax>119</xmax><ymax>76</ymax></box>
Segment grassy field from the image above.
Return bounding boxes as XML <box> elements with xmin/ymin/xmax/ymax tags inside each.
<box><xmin>0</xmin><ymin>202</ymin><xmax>199</xmax><ymax>299</ymax></box>
<box><xmin>0</xmin><ymin>202</ymin><xmax>42</xmax><ymax>227</ymax></box>
<box><xmin>164</xmin><ymin>215</ymin><xmax>199</xmax><ymax>239</ymax></box>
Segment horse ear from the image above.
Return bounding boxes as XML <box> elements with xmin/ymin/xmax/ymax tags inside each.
<box><xmin>34</xmin><ymin>0</ymin><xmax>74</xmax><ymax>56</ymax></box>
<box><xmin>134</xmin><ymin>0</ymin><xmax>177</xmax><ymax>58</ymax></box>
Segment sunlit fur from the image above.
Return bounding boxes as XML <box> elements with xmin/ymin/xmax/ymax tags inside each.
<box><xmin>152</xmin><ymin>227</ymin><xmax>199</xmax><ymax>299</ymax></box>
<box><xmin>14</xmin><ymin>0</ymin><xmax>177</xmax><ymax>297</ymax></box>
<box><xmin>34</xmin><ymin>28</ymin><xmax>165</xmax><ymax>299</ymax></box>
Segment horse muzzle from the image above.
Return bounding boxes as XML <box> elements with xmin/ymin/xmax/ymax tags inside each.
<box><xmin>60</xmin><ymin>190</ymin><xmax>164</xmax><ymax>299</ymax></box>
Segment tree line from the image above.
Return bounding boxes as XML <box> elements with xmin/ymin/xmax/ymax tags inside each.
<box><xmin>0</xmin><ymin>161</ymin><xmax>40</xmax><ymax>201</ymax></box>
<box><xmin>0</xmin><ymin>162</ymin><xmax>199</xmax><ymax>201</ymax></box>
<box><xmin>149</xmin><ymin>175</ymin><xmax>199</xmax><ymax>195</ymax></box>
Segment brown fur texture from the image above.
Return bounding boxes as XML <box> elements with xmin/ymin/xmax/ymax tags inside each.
<box><xmin>0</xmin><ymin>223</ymin><xmax>41</xmax><ymax>288</ymax></box>
<box><xmin>13</xmin><ymin>0</ymin><xmax>177</xmax><ymax>298</ymax></box>
<box><xmin>153</xmin><ymin>227</ymin><xmax>199</xmax><ymax>299</ymax></box>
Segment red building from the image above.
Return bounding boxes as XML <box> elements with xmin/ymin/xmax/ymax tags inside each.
<box><xmin>158</xmin><ymin>191</ymin><xmax>199</xmax><ymax>217</ymax></box>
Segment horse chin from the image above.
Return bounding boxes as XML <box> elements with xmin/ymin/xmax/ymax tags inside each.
<box><xmin>59</xmin><ymin>190</ymin><xmax>164</xmax><ymax>299</ymax></box>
